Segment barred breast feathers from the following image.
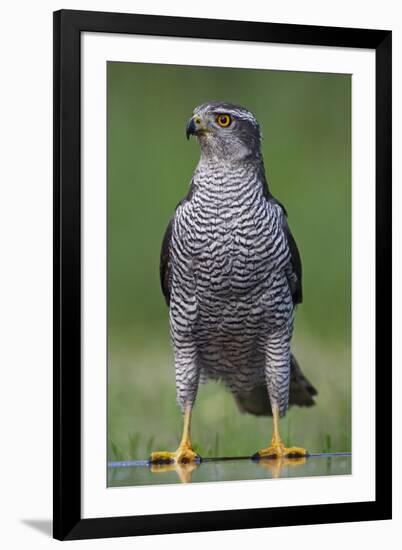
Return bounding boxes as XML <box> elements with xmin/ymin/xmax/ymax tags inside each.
<box><xmin>173</xmin><ymin>159</ymin><xmax>291</xmax><ymax>295</ymax></box>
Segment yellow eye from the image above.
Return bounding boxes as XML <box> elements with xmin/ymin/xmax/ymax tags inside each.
<box><xmin>216</xmin><ymin>114</ymin><xmax>232</xmax><ymax>127</ymax></box>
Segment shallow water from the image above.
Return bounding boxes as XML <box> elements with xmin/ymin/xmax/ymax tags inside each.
<box><xmin>108</xmin><ymin>452</ymin><xmax>351</xmax><ymax>487</ymax></box>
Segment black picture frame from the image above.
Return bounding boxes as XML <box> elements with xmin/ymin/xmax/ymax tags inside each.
<box><xmin>53</xmin><ymin>9</ymin><xmax>392</xmax><ymax>541</ymax></box>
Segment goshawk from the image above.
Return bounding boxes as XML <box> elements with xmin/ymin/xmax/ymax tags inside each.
<box><xmin>151</xmin><ymin>102</ymin><xmax>317</xmax><ymax>463</ymax></box>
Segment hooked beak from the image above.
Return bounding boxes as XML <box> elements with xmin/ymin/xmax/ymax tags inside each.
<box><xmin>186</xmin><ymin>117</ymin><xmax>196</xmax><ymax>140</ymax></box>
<box><xmin>186</xmin><ymin>115</ymin><xmax>207</xmax><ymax>140</ymax></box>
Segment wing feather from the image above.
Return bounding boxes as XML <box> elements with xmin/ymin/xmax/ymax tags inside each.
<box><xmin>260</xmin><ymin>167</ymin><xmax>302</xmax><ymax>305</ymax></box>
<box><xmin>160</xmin><ymin>217</ymin><xmax>174</xmax><ymax>305</ymax></box>
<box><xmin>160</xmin><ymin>179</ymin><xmax>195</xmax><ymax>306</ymax></box>
<box><xmin>282</xmin><ymin>214</ymin><xmax>303</xmax><ymax>305</ymax></box>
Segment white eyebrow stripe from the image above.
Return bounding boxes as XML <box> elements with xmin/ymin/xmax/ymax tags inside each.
<box><xmin>193</xmin><ymin>104</ymin><xmax>258</xmax><ymax>126</ymax></box>
<box><xmin>212</xmin><ymin>109</ymin><xmax>257</xmax><ymax>124</ymax></box>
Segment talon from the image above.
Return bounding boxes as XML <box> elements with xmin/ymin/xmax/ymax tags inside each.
<box><xmin>252</xmin><ymin>450</ymin><xmax>276</xmax><ymax>461</ymax></box>
<box><xmin>149</xmin><ymin>408</ymin><xmax>201</xmax><ymax>465</ymax></box>
<box><xmin>175</xmin><ymin>444</ymin><xmax>201</xmax><ymax>464</ymax></box>
<box><xmin>286</xmin><ymin>448</ymin><xmax>309</xmax><ymax>458</ymax></box>
<box><xmin>150</xmin><ymin>451</ymin><xmax>176</xmax><ymax>465</ymax></box>
<box><xmin>253</xmin><ymin>444</ymin><xmax>308</xmax><ymax>460</ymax></box>
<box><xmin>150</xmin><ymin>445</ymin><xmax>201</xmax><ymax>465</ymax></box>
<box><xmin>251</xmin><ymin>452</ymin><xmax>263</xmax><ymax>461</ymax></box>
<box><xmin>253</xmin><ymin>405</ymin><xmax>309</xmax><ymax>461</ymax></box>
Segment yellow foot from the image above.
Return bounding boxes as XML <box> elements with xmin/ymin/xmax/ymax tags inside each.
<box><xmin>253</xmin><ymin>443</ymin><xmax>308</xmax><ymax>460</ymax></box>
<box><xmin>150</xmin><ymin>445</ymin><xmax>201</xmax><ymax>465</ymax></box>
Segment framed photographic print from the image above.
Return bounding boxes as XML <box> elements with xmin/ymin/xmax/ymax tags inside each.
<box><xmin>53</xmin><ymin>9</ymin><xmax>392</xmax><ymax>541</ymax></box>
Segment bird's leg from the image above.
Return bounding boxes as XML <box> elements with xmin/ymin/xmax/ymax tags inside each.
<box><xmin>150</xmin><ymin>327</ymin><xmax>201</xmax><ymax>465</ymax></box>
<box><xmin>254</xmin><ymin>404</ymin><xmax>307</xmax><ymax>459</ymax></box>
<box><xmin>176</xmin><ymin>406</ymin><xmax>199</xmax><ymax>462</ymax></box>
<box><xmin>253</xmin><ymin>329</ymin><xmax>307</xmax><ymax>460</ymax></box>
<box><xmin>150</xmin><ymin>407</ymin><xmax>200</xmax><ymax>464</ymax></box>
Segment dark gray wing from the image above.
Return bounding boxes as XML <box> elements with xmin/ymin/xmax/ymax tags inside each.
<box><xmin>260</xmin><ymin>166</ymin><xmax>302</xmax><ymax>305</ymax></box>
<box><xmin>267</xmin><ymin>196</ymin><xmax>303</xmax><ymax>305</ymax></box>
<box><xmin>160</xmin><ymin>180</ymin><xmax>195</xmax><ymax>306</ymax></box>
<box><xmin>160</xmin><ymin>217</ymin><xmax>174</xmax><ymax>305</ymax></box>
<box><xmin>281</xmin><ymin>214</ymin><xmax>303</xmax><ymax>305</ymax></box>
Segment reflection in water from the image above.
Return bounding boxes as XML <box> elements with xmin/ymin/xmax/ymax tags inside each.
<box><xmin>149</xmin><ymin>456</ymin><xmax>307</xmax><ymax>483</ymax></box>
<box><xmin>108</xmin><ymin>454</ymin><xmax>351</xmax><ymax>487</ymax></box>
<box><xmin>150</xmin><ymin>461</ymin><xmax>199</xmax><ymax>483</ymax></box>
<box><xmin>256</xmin><ymin>457</ymin><xmax>306</xmax><ymax>479</ymax></box>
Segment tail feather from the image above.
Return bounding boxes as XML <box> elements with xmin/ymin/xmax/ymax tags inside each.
<box><xmin>234</xmin><ymin>354</ymin><xmax>317</xmax><ymax>417</ymax></box>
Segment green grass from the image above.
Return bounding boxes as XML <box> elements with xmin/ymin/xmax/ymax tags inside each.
<box><xmin>106</xmin><ymin>62</ymin><xmax>351</xmax><ymax>467</ymax></box>
<box><xmin>107</xmin><ymin>328</ymin><xmax>351</xmax><ymax>461</ymax></box>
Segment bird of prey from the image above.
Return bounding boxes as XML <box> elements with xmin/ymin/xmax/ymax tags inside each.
<box><xmin>151</xmin><ymin>102</ymin><xmax>317</xmax><ymax>464</ymax></box>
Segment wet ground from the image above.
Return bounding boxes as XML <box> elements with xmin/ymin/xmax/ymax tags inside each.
<box><xmin>108</xmin><ymin>452</ymin><xmax>351</xmax><ymax>486</ymax></box>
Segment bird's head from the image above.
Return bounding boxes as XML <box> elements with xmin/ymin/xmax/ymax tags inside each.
<box><xmin>186</xmin><ymin>102</ymin><xmax>262</xmax><ymax>162</ymax></box>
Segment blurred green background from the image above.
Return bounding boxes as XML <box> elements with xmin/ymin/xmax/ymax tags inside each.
<box><xmin>107</xmin><ymin>62</ymin><xmax>351</xmax><ymax>467</ymax></box>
